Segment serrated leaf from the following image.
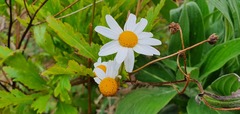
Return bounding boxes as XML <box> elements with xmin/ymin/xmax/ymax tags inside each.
<box><xmin>145</xmin><ymin>0</ymin><xmax>166</xmax><ymax>31</ymax></box>
<box><xmin>42</xmin><ymin>60</ymin><xmax>94</xmax><ymax>76</ymax></box>
<box><xmin>0</xmin><ymin>90</ymin><xmax>34</xmax><ymax>108</ymax></box>
<box><xmin>0</xmin><ymin>46</ymin><xmax>12</xmax><ymax>65</ymax></box>
<box><xmin>115</xmin><ymin>87</ymin><xmax>176</xmax><ymax>114</ymax></box>
<box><xmin>54</xmin><ymin>76</ymin><xmax>71</xmax><ymax>102</ymax></box>
<box><xmin>55</xmin><ymin>102</ymin><xmax>78</xmax><ymax>114</ymax></box>
<box><xmin>31</xmin><ymin>94</ymin><xmax>51</xmax><ymax>113</ymax></box>
<box><xmin>211</xmin><ymin>73</ymin><xmax>240</xmax><ymax>96</ymax></box>
<box><xmin>3</xmin><ymin>52</ymin><xmax>47</xmax><ymax>90</ymax></box>
<box><xmin>46</xmin><ymin>16</ymin><xmax>99</xmax><ymax>61</ymax></box>
<box><xmin>200</xmin><ymin>38</ymin><xmax>240</xmax><ymax>79</ymax></box>
<box><xmin>33</xmin><ymin>24</ymin><xmax>55</xmax><ymax>55</ymax></box>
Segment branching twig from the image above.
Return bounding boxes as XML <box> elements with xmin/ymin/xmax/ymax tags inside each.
<box><xmin>17</xmin><ymin>0</ymin><xmax>48</xmax><ymax>49</ymax></box>
<box><xmin>23</xmin><ymin>0</ymin><xmax>32</xmax><ymax>19</ymax></box>
<box><xmin>54</xmin><ymin>0</ymin><xmax>80</xmax><ymax>17</ymax></box>
<box><xmin>7</xmin><ymin>0</ymin><xmax>13</xmax><ymax>48</ymax></box>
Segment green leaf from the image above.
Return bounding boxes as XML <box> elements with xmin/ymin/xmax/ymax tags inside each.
<box><xmin>187</xmin><ymin>98</ymin><xmax>219</xmax><ymax>114</ymax></box>
<box><xmin>54</xmin><ymin>75</ymin><xmax>71</xmax><ymax>102</ymax></box>
<box><xmin>3</xmin><ymin>52</ymin><xmax>47</xmax><ymax>90</ymax></box>
<box><xmin>31</xmin><ymin>94</ymin><xmax>51</xmax><ymax>113</ymax></box>
<box><xmin>208</xmin><ymin>0</ymin><xmax>234</xmax><ymax>40</ymax></box>
<box><xmin>0</xmin><ymin>46</ymin><xmax>12</xmax><ymax>65</ymax></box>
<box><xmin>33</xmin><ymin>24</ymin><xmax>55</xmax><ymax>55</ymax></box>
<box><xmin>228</xmin><ymin>0</ymin><xmax>240</xmax><ymax>38</ymax></box>
<box><xmin>200</xmin><ymin>38</ymin><xmax>240</xmax><ymax>79</ymax></box>
<box><xmin>46</xmin><ymin>16</ymin><xmax>99</xmax><ymax>61</ymax></box>
<box><xmin>42</xmin><ymin>60</ymin><xmax>94</xmax><ymax>76</ymax></box>
<box><xmin>145</xmin><ymin>0</ymin><xmax>166</xmax><ymax>31</ymax></box>
<box><xmin>55</xmin><ymin>102</ymin><xmax>78</xmax><ymax>114</ymax></box>
<box><xmin>0</xmin><ymin>90</ymin><xmax>34</xmax><ymax>108</ymax></box>
<box><xmin>115</xmin><ymin>87</ymin><xmax>176</xmax><ymax>114</ymax></box>
<box><xmin>160</xmin><ymin>0</ymin><xmax>178</xmax><ymax>21</ymax></box>
<box><xmin>135</xmin><ymin>56</ymin><xmax>175</xmax><ymax>82</ymax></box>
<box><xmin>211</xmin><ymin>73</ymin><xmax>240</xmax><ymax>96</ymax></box>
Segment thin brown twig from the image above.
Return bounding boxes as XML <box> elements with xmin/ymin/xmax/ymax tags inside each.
<box><xmin>132</xmin><ymin>39</ymin><xmax>210</xmax><ymax>73</ymax></box>
<box><xmin>5</xmin><ymin>0</ymin><xmax>9</xmax><ymax>7</ymax></box>
<box><xmin>7</xmin><ymin>0</ymin><xmax>13</xmax><ymax>48</ymax></box>
<box><xmin>23</xmin><ymin>0</ymin><xmax>32</xmax><ymax>19</ymax></box>
<box><xmin>54</xmin><ymin>0</ymin><xmax>80</xmax><ymax>17</ymax></box>
<box><xmin>178</xmin><ymin>26</ymin><xmax>187</xmax><ymax>73</ymax></box>
<box><xmin>17</xmin><ymin>0</ymin><xmax>48</xmax><ymax>49</ymax></box>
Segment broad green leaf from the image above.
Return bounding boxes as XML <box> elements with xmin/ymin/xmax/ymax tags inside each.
<box><xmin>31</xmin><ymin>94</ymin><xmax>51</xmax><ymax>113</ymax></box>
<box><xmin>3</xmin><ymin>53</ymin><xmax>47</xmax><ymax>90</ymax></box>
<box><xmin>54</xmin><ymin>75</ymin><xmax>71</xmax><ymax>102</ymax></box>
<box><xmin>187</xmin><ymin>98</ymin><xmax>219</xmax><ymax>114</ymax></box>
<box><xmin>0</xmin><ymin>90</ymin><xmax>34</xmax><ymax>108</ymax></box>
<box><xmin>211</xmin><ymin>73</ymin><xmax>240</xmax><ymax>96</ymax></box>
<box><xmin>170</xmin><ymin>2</ymin><xmax>205</xmax><ymax>66</ymax></box>
<box><xmin>135</xmin><ymin>56</ymin><xmax>175</xmax><ymax>82</ymax></box>
<box><xmin>0</xmin><ymin>46</ymin><xmax>12</xmax><ymax>65</ymax></box>
<box><xmin>55</xmin><ymin>102</ymin><xmax>78</xmax><ymax>114</ymax></box>
<box><xmin>190</xmin><ymin>0</ymin><xmax>209</xmax><ymax>17</ymax></box>
<box><xmin>200</xmin><ymin>38</ymin><xmax>240</xmax><ymax>79</ymax></box>
<box><xmin>160</xmin><ymin>0</ymin><xmax>178</xmax><ymax>21</ymax></box>
<box><xmin>228</xmin><ymin>0</ymin><xmax>240</xmax><ymax>38</ymax></box>
<box><xmin>115</xmin><ymin>87</ymin><xmax>176</xmax><ymax>114</ymax></box>
<box><xmin>176</xmin><ymin>67</ymin><xmax>199</xmax><ymax>87</ymax></box>
<box><xmin>187</xmin><ymin>2</ymin><xmax>205</xmax><ymax>66</ymax></box>
<box><xmin>33</xmin><ymin>24</ymin><xmax>55</xmax><ymax>55</ymax></box>
<box><xmin>46</xmin><ymin>16</ymin><xmax>99</xmax><ymax>61</ymax></box>
<box><xmin>208</xmin><ymin>0</ymin><xmax>234</xmax><ymax>40</ymax></box>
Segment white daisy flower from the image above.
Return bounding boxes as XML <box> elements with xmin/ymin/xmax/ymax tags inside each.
<box><xmin>95</xmin><ymin>13</ymin><xmax>161</xmax><ymax>72</ymax></box>
<box><xmin>93</xmin><ymin>58</ymin><xmax>108</xmax><ymax>74</ymax></box>
<box><xmin>94</xmin><ymin>60</ymin><xmax>120</xmax><ymax>96</ymax></box>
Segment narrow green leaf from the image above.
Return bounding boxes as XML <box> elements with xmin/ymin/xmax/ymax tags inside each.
<box><xmin>46</xmin><ymin>16</ymin><xmax>99</xmax><ymax>61</ymax></box>
<box><xmin>31</xmin><ymin>94</ymin><xmax>51</xmax><ymax>113</ymax></box>
<box><xmin>56</xmin><ymin>102</ymin><xmax>78</xmax><ymax>114</ymax></box>
<box><xmin>200</xmin><ymin>38</ymin><xmax>240</xmax><ymax>79</ymax></box>
<box><xmin>211</xmin><ymin>73</ymin><xmax>240</xmax><ymax>96</ymax></box>
<box><xmin>115</xmin><ymin>87</ymin><xmax>176</xmax><ymax>114</ymax></box>
<box><xmin>145</xmin><ymin>0</ymin><xmax>166</xmax><ymax>31</ymax></box>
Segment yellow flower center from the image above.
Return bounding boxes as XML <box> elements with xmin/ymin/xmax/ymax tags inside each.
<box><xmin>99</xmin><ymin>77</ymin><xmax>118</xmax><ymax>96</ymax></box>
<box><xmin>118</xmin><ymin>31</ymin><xmax>138</xmax><ymax>48</ymax></box>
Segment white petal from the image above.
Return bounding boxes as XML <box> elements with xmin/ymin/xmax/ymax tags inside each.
<box><xmin>134</xmin><ymin>44</ymin><xmax>160</xmax><ymax>55</ymax></box>
<box><xmin>124</xmin><ymin>49</ymin><xmax>135</xmax><ymax>72</ymax></box>
<box><xmin>95</xmin><ymin>26</ymin><xmax>119</xmax><ymax>40</ymax></box>
<box><xmin>115</xmin><ymin>47</ymin><xmax>128</xmax><ymax>64</ymax></box>
<box><xmin>124</xmin><ymin>14</ymin><xmax>137</xmax><ymax>31</ymax></box>
<box><xmin>94</xmin><ymin>58</ymin><xmax>102</xmax><ymax>67</ymax></box>
<box><xmin>133</xmin><ymin>45</ymin><xmax>153</xmax><ymax>56</ymax></box>
<box><xmin>138</xmin><ymin>38</ymin><xmax>162</xmax><ymax>46</ymax></box>
<box><xmin>99</xmin><ymin>41</ymin><xmax>120</xmax><ymax>56</ymax></box>
<box><xmin>106</xmin><ymin>61</ymin><xmax>119</xmax><ymax>78</ymax></box>
<box><xmin>106</xmin><ymin>15</ymin><xmax>123</xmax><ymax>34</ymax></box>
<box><xmin>138</xmin><ymin>32</ymin><xmax>153</xmax><ymax>39</ymax></box>
<box><xmin>94</xmin><ymin>77</ymin><xmax>101</xmax><ymax>84</ymax></box>
<box><xmin>134</xmin><ymin>18</ymin><xmax>148</xmax><ymax>34</ymax></box>
<box><xmin>94</xmin><ymin>68</ymin><xmax>106</xmax><ymax>80</ymax></box>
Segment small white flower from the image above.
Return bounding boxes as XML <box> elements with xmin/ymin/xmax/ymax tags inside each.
<box><xmin>94</xmin><ymin>60</ymin><xmax>120</xmax><ymax>96</ymax></box>
<box><xmin>95</xmin><ymin>13</ymin><xmax>161</xmax><ymax>72</ymax></box>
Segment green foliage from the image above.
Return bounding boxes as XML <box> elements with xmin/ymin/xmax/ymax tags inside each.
<box><xmin>211</xmin><ymin>73</ymin><xmax>240</xmax><ymax>96</ymax></box>
<box><xmin>46</xmin><ymin>16</ymin><xmax>99</xmax><ymax>61</ymax></box>
<box><xmin>115</xmin><ymin>87</ymin><xmax>176</xmax><ymax>114</ymax></box>
<box><xmin>31</xmin><ymin>94</ymin><xmax>51</xmax><ymax>113</ymax></box>
<box><xmin>200</xmin><ymin>38</ymin><xmax>240</xmax><ymax>79</ymax></box>
<box><xmin>55</xmin><ymin>102</ymin><xmax>78</xmax><ymax>114</ymax></box>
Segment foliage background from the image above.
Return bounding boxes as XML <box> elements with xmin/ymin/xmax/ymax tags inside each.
<box><xmin>0</xmin><ymin>0</ymin><xmax>240</xmax><ymax>113</ymax></box>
